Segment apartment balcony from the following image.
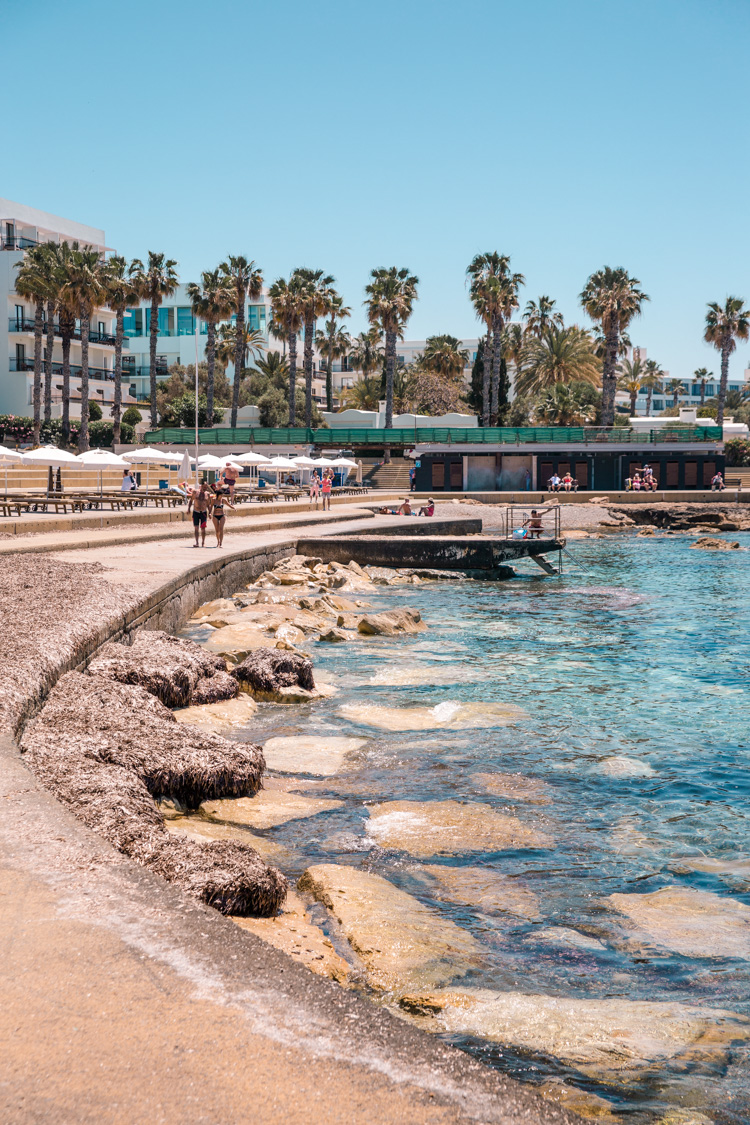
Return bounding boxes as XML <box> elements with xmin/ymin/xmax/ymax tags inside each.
<box><xmin>10</xmin><ymin>357</ymin><xmax>123</xmax><ymax>382</ymax></box>
<box><xmin>1</xmin><ymin>235</ymin><xmax>39</xmax><ymax>251</ymax></box>
<box><xmin>8</xmin><ymin>317</ymin><xmax>119</xmax><ymax>346</ymax></box>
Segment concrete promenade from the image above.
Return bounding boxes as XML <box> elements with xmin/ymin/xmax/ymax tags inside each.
<box><xmin>0</xmin><ymin>504</ymin><xmax>576</xmax><ymax>1125</ymax></box>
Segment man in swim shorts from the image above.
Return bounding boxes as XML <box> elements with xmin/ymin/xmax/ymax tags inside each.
<box><xmin>187</xmin><ymin>481</ymin><xmax>211</xmax><ymax>547</ymax></box>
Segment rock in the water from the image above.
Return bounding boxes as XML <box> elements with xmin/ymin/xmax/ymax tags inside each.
<box><xmin>262</xmin><ymin>734</ymin><xmax>367</xmax><ymax>775</ymax></box>
<box><xmin>472</xmin><ymin>772</ymin><xmax>551</xmax><ymax>805</ymax></box>
<box><xmin>529</xmin><ymin>927</ymin><xmax>607</xmax><ymax>952</ymax></box>
<box><xmin>318</xmin><ymin>627</ymin><xmax>348</xmax><ymax>643</ymax></box>
<box><xmin>202</xmin><ymin>622</ymin><xmax>270</xmax><ymax>662</ymax></box>
<box><xmin>357</xmin><ymin>608</ymin><xmax>426</xmax><ymax>636</ymax></box>
<box><xmin>88</xmin><ymin>629</ymin><xmax>226</xmax><ymax>708</ymax></box>
<box><xmin>202</xmin><ymin>790</ymin><xmax>343</xmax><ymax>829</ymax></box>
<box><xmin>232</xmin><ymin>891</ymin><xmax>353</xmax><ymax>984</ymax></box>
<box><xmin>189</xmin><ymin>670</ymin><xmax>239</xmax><ymax>705</ymax></box>
<box><xmin>367</xmin><ymin>800</ymin><xmax>551</xmax><ymax>857</ymax></box>
<box><xmin>596</xmin><ymin>756</ymin><xmax>655</xmax><ymax>778</ymax></box>
<box><xmin>191</xmin><ymin>597</ymin><xmax>237</xmax><ymax>620</ymax></box>
<box><xmin>164</xmin><ymin>813</ymin><xmax>288</xmax><ymax>862</ymax></box>
<box><xmin>536</xmin><ymin>1079</ymin><xmax>619</xmax><ymax>1122</ymax></box>
<box><xmin>400</xmin><ymin>988</ymin><xmax>750</xmax><ymax>1076</ymax></box>
<box><xmin>298</xmin><ymin>863</ymin><xmax>480</xmax><ymax>994</ymax></box>
<box><xmin>174</xmin><ymin>694</ymin><xmax>258</xmax><ymax>733</ymax></box>
<box><xmin>654</xmin><ymin>1112</ymin><xmax>714</xmax><ymax>1125</ymax></box>
<box><xmin>605</xmin><ymin>885</ymin><xmax>750</xmax><ymax>958</ymax></box>
<box><xmin>690</xmin><ymin>537</ymin><xmax>740</xmax><ymax>550</ymax></box>
<box><xmin>21</xmin><ymin>673</ymin><xmax>286</xmax><ymax>916</ymax></box>
<box><xmin>274</xmin><ymin>623</ymin><xmax>305</xmax><ymax>647</ymax></box>
<box><xmin>231</xmin><ymin>646</ymin><xmax>316</xmax><ymax>702</ymax></box>
<box><xmin>339</xmin><ymin>700</ymin><xmax>525</xmax><ymax>732</ymax></box>
<box><xmin>418</xmin><ymin>865</ymin><xmax>541</xmax><ymax>918</ymax></box>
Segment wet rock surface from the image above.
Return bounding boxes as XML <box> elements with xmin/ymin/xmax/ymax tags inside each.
<box><xmin>298</xmin><ymin>863</ymin><xmax>481</xmax><ymax>994</ymax></box>
<box><xmin>367</xmin><ymin>799</ymin><xmax>551</xmax><ymax>857</ymax></box>
<box><xmin>416</xmin><ymin>864</ymin><xmax>541</xmax><ymax>919</ymax></box>
<box><xmin>472</xmin><ymin>772</ymin><xmax>552</xmax><ymax>805</ymax></box>
<box><xmin>21</xmin><ymin>671</ymin><xmax>286</xmax><ymax>916</ymax></box>
<box><xmin>400</xmin><ymin>987</ymin><xmax>750</xmax><ymax>1077</ymax></box>
<box><xmin>88</xmin><ymin>629</ymin><xmax>227</xmax><ymax>708</ymax></box>
<box><xmin>232</xmin><ymin>891</ymin><xmax>354</xmax><ymax>985</ymax></box>
<box><xmin>339</xmin><ymin>700</ymin><xmax>526</xmax><ymax>732</ymax></box>
<box><xmin>174</xmin><ymin>694</ymin><xmax>258</xmax><ymax>732</ymax></box>
<box><xmin>201</xmin><ymin>790</ymin><xmax>344</xmax><ymax>829</ymax></box>
<box><xmin>262</xmin><ymin>734</ymin><xmax>367</xmax><ymax>775</ymax></box>
<box><xmin>357</xmin><ymin>608</ymin><xmax>426</xmax><ymax>636</ymax></box>
<box><xmin>605</xmin><ymin>885</ymin><xmax>750</xmax><ymax>958</ymax></box>
<box><xmin>690</xmin><ymin>536</ymin><xmax>740</xmax><ymax>550</ymax></box>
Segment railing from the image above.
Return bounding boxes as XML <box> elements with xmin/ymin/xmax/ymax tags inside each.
<box><xmin>144</xmin><ymin>424</ymin><xmax>724</xmax><ymax>446</ymax></box>
<box><xmin>8</xmin><ymin>317</ymin><xmax>117</xmax><ymax>345</ymax></box>
<box><xmin>1</xmin><ymin>235</ymin><xmax>38</xmax><ymax>251</ymax></box>
<box><xmin>10</xmin><ymin>357</ymin><xmax>120</xmax><ymax>381</ymax></box>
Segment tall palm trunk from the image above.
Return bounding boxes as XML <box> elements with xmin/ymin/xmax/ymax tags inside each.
<box><xmin>61</xmin><ymin>316</ymin><xmax>73</xmax><ymax>447</ymax></box>
<box><xmin>113</xmin><ymin>308</ymin><xmax>124</xmax><ymax>447</ymax></box>
<box><xmin>700</xmin><ymin>381</ymin><xmax>706</xmax><ymax>406</ymax></box>
<box><xmin>482</xmin><ymin>329</ymin><xmax>491</xmax><ymax>426</ymax></box>
<box><xmin>716</xmin><ymin>337</ymin><xmax>730</xmax><ymax>425</ymax></box>
<box><xmin>673</xmin><ymin>389</ymin><xmax>679</xmax><ymax>409</ymax></box>
<box><xmin>304</xmin><ymin>316</ymin><xmax>314</xmax><ymax>428</ymax></box>
<box><xmin>206</xmin><ymin>320</ymin><xmax>216</xmax><ymax>422</ymax></box>
<box><xmin>383</xmin><ymin>327</ymin><xmax>397</xmax><ymax>464</ymax></box>
<box><xmin>44</xmin><ymin>300</ymin><xmax>55</xmax><ymax>424</ymax></box>
<box><xmin>149</xmin><ymin>297</ymin><xmax>159</xmax><ymax>427</ymax></box>
<box><xmin>630</xmin><ymin>389</ymin><xmax>637</xmax><ymax>416</ymax></box>
<box><xmin>646</xmin><ymin>387</ymin><xmax>654</xmax><ymax>415</ymax></box>
<box><xmin>288</xmin><ymin>329</ymin><xmax>298</xmax><ymax>425</ymax></box>
<box><xmin>32</xmin><ymin>299</ymin><xmax>43</xmax><ymax>445</ymax></box>
<box><xmin>601</xmin><ymin>325</ymin><xmax>620</xmax><ymax>427</ymax></box>
<box><xmin>231</xmin><ymin>289</ymin><xmax>245</xmax><ymax>428</ymax></box>
<box><xmin>78</xmin><ymin>314</ymin><xmax>90</xmax><ymax>452</ymax></box>
<box><xmin>490</xmin><ymin>314</ymin><xmax>502</xmax><ymax>425</ymax></box>
<box><xmin>326</xmin><ymin>322</ymin><xmax>334</xmax><ymax>413</ymax></box>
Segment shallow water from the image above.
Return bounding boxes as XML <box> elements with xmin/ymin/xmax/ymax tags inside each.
<box><xmin>181</xmin><ymin>534</ymin><xmax>750</xmax><ymax>1122</ymax></box>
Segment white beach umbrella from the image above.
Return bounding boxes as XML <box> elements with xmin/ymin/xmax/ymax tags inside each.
<box><xmin>0</xmin><ymin>443</ymin><xmax>22</xmax><ymax>499</ymax></box>
<box><xmin>234</xmin><ymin>450</ymin><xmax>272</xmax><ymax>465</ymax></box>
<box><xmin>291</xmin><ymin>455</ymin><xmax>318</xmax><ymax>467</ymax></box>
<box><xmin>178</xmin><ymin>448</ymin><xmax>192</xmax><ymax>482</ymax></box>
<box><xmin>329</xmin><ymin>457</ymin><xmax>358</xmax><ymax>468</ymax></box>
<box><xmin>311</xmin><ymin>457</ymin><xmax>335</xmax><ymax>468</ymax></box>
<box><xmin>74</xmin><ymin>448</ymin><xmax>130</xmax><ymax>499</ymax></box>
<box><xmin>122</xmin><ymin>446</ymin><xmax>182</xmax><ymax>491</ymax></box>
<box><xmin>22</xmin><ymin>444</ymin><xmax>82</xmax><ymax>497</ymax></box>
<box><xmin>356</xmin><ymin>459</ymin><xmax>363</xmax><ymax>484</ymax></box>
<box><xmin>263</xmin><ymin>455</ymin><xmax>299</xmax><ymax>487</ymax></box>
<box><xmin>195</xmin><ymin>454</ymin><xmax>243</xmax><ymax>470</ymax></box>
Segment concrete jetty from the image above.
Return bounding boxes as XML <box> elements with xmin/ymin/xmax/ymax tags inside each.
<box><xmin>297</xmin><ymin>533</ymin><xmax>565</xmax><ymax>573</ymax></box>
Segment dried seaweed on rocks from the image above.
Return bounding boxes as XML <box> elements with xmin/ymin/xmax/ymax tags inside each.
<box><xmin>21</xmin><ymin>673</ymin><xmax>286</xmax><ymax>916</ymax></box>
<box><xmin>88</xmin><ymin>630</ymin><xmax>227</xmax><ymax>708</ymax></box>
<box><xmin>231</xmin><ymin>647</ymin><xmax>315</xmax><ymax>695</ymax></box>
<box><xmin>189</xmin><ymin>671</ymin><xmax>239</xmax><ymax>705</ymax></box>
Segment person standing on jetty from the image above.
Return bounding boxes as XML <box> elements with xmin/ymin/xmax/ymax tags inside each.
<box><xmin>321</xmin><ymin>472</ymin><xmax>332</xmax><ymax>511</ymax></box>
<box><xmin>309</xmin><ymin>470</ymin><xmax>321</xmax><ymax>509</ymax></box>
<box><xmin>187</xmin><ymin>480</ymin><xmax>212</xmax><ymax>547</ymax></box>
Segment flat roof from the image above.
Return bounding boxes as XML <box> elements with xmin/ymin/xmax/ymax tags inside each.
<box><xmin>0</xmin><ymin>198</ymin><xmax>107</xmax><ymax>247</ymax></box>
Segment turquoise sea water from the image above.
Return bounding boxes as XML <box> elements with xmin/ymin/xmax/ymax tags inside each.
<box><xmin>185</xmin><ymin>534</ymin><xmax>750</xmax><ymax>1121</ymax></box>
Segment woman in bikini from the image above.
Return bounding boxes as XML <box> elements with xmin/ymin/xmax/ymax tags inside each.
<box><xmin>211</xmin><ymin>484</ymin><xmax>235</xmax><ymax>548</ymax></box>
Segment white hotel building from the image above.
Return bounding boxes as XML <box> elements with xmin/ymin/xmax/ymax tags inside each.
<box><xmin>0</xmin><ymin>199</ymin><xmax>138</xmax><ymax>420</ymax></box>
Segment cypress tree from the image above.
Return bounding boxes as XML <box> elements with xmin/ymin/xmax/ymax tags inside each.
<box><xmin>468</xmin><ymin>337</ymin><xmax>485</xmax><ymax>415</ymax></box>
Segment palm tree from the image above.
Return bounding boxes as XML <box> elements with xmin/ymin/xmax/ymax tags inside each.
<box><xmin>219</xmin><ymin>256</ymin><xmax>263</xmax><ymax>428</ymax></box>
<box><xmin>268</xmin><ymin>276</ymin><xmax>304</xmax><ymax>425</ymax></box>
<box><xmin>132</xmin><ymin>252</ymin><xmax>179</xmax><ymax>427</ymax></box>
<box><xmin>693</xmin><ymin>367</ymin><xmax>712</xmax><ymax>406</ymax></box>
<box><xmin>641</xmin><ymin>359</ymin><xmax>663</xmax><ymax>415</ymax></box>
<box><xmin>421</xmin><ymin>335</ymin><xmax>470</xmax><ymax>380</ymax></box>
<box><xmin>523</xmin><ymin>296</ymin><xmax>564</xmax><ymax>337</ymax></box>
<box><xmin>14</xmin><ymin>245</ymin><xmax>50</xmax><ymax>444</ymax></box>
<box><xmin>580</xmin><ymin>267</ymin><xmax>649</xmax><ymax>426</ymax></box>
<box><xmin>103</xmin><ymin>255</ymin><xmax>140</xmax><ymax>446</ymax></box>
<box><xmin>59</xmin><ymin>244</ymin><xmax>106</xmax><ymax>451</ymax></box>
<box><xmin>467</xmin><ymin>253</ymin><xmax>524</xmax><ymax>425</ymax></box>
<box><xmin>665</xmin><ymin>377</ymin><xmax>686</xmax><ymax>410</ymax></box>
<box><xmin>704</xmin><ymin>297</ymin><xmax>750</xmax><ymax>424</ymax></box>
<box><xmin>186</xmin><ymin>269</ymin><xmax>234</xmax><ymax>425</ymax></box>
<box><xmin>364</xmin><ymin>267</ymin><xmax>419</xmax><ymax>458</ymax></box>
<box><xmin>533</xmin><ymin>382</ymin><xmax>598</xmax><ymax>426</ymax></box>
<box><xmin>515</xmin><ymin>326</ymin><xmax>600</xmax><ymax>397</ymax></box>
<box><xmin>348</xmin><ymin>329</ymin><xmax>384</xmax><ymax>378</ymax></box>
<box><xmin>340</xmin><ymin>375</ymin><xmax>382</xmax><ymax>411</ymax></box>
<box><xmin>315</xmin><ymin>290</ymin><xmax>351</xmax><ymax>411</ymax></box>
<box><xmin>291</xmin><ymin>268</ymin><xmax>335</xmax><ymax>427</ymax></box>
<box><xmin>216</xmin><ymin>323</ymin><xmax>266</xmax><ymax>406</ymax></box>
<box><xmin>253</xmin><ymin>350</ymin><xmax>289</xmax><ymax>386</ymax></box>
<box><xmin>617</xmin><ymin>355</ymin><xmax>644</xmax><ymax>416</ymax></box>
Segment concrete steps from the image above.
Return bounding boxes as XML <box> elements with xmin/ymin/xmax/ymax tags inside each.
<box><xmin>365</xmin><ymin>462</ymin><xmax>413</xmax><ymax>491</ymax></box>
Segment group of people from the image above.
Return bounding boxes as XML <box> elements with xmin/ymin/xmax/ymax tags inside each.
<box><xmin>309</xmin><ymin>469</ymin><xmax>334</xmax><ymax>511</ymax></box>
<box><xmin>186</xmin><ymin>476</ymin><xmax>236</xmax><ymax>548</ymax></box>
<box><xmin>625</xmin><ymin>465</ymin><xmax>658</xmax><ymax>491</ymax></box>
<box><xmin>547</xmin><ymin>472</ymin><xmax>577</xmax><ymax>493</ymax></box>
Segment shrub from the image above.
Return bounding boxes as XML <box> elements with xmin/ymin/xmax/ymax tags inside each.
<box><xmin>0</xmin><ymin>415</ymin><xmax>132</xmax><ymax>449</ymax></box>
<box><xmin>725</xmin><ymin>438</ymin><xmax>750</xmax><ymax>467</ymax></box>
<box><xmin>88</xmin><ymin>401</ymin><xmax>103</xmax><ymax>421</ymax></box>
<box><xmin>122</xmin><ymin>406</ymin><xmax>142</xmax><ymax>426</ymax></box>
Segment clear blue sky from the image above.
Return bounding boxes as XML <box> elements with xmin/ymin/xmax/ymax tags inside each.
<box><xmin>3</xmin><ymin>0</ymin><xmax>749</xmax><ymax>380</ymax></box>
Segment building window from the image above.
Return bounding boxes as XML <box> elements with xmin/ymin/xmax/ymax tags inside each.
<box><xmin>15</xmin><ymin>304</ymin><xmax>24</xmax><ymax>326</ymax></box>
<box><xmin>123</xmin><ymin>309</ymin><xmax>143</xmax><ymax>337</ymax></box>
<box><xmin>177</xmin><ymin>307</ymin><xmax>195</xmax><ymax>336</ymax></box>
<box><xmin>146</xmin><ymin>307</ymin><xmax>172</xmax><ymax>336</ymax></box>
<box><xmin>15</xmin><ymin>343</ymin><xmax>26</xmax><ymax>369</ymax></box>
<box><xmin>248</xmin><ymin>304</ymin><xmax>267</xmax><ymax>333</ymax></box>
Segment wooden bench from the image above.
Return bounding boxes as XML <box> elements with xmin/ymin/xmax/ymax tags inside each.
<box><xmin>0</xmin><ymin>499</ymin><xmax>31</xmax><ymax>518</ymax></box>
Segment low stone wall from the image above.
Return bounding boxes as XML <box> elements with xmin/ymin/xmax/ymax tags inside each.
<box><xmin>297</xmin><ymin>534</ymin><xmax>559</xmax><ymax>571</ymax></box>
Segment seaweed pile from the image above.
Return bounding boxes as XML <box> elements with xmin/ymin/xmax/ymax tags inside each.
<box><xmin>89</xmin><ymin>630</ymin><xmax>238</xmax><ymax>707</ymax></box>
<box><xmin>231</xmin><ymin>647</ymin><xmax>315</xmax><ymax>696</ymax></box>
<box><xmin>21</xmin><ymin>671</ymin><xmax>287</xmax><ymax>916</ymax></box>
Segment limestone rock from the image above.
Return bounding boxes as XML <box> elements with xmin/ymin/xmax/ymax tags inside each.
<box><xmin>323</xmin><ymin>595</ymin><xmax>366</xmax><ymax>612</ymax></box>
<box><xmin>232</xmin><ymin>891</ymin><xmax>353</xmax><ymax>984</ymax></box>
<box><xmin>274</xmin><ymin>623</ymin><xmax>305</xmax><ymax>647</ymax></box>
<box><xmin>262</xmin><ymin>734</ymin><xmax>367</xmax><ymax>775</ymax></box>
<box><xmin>690</xmin><ymin>537</ymin><xmax>740</xmax><ymax>550</ymax></box>
<box><xmin>357</xmin><ymin>608</ymin><xmax>426</xmax><ymax>636</ymax></box>
<box><xmin>88</xmin><ymin>630</ymin><xmax>226</xmax><ymax>708</ymax></box>
<box><xmin>298</xmin><ymin>864</ymin><xmax>480</xmax><ymax>994</ymax></box>
<box><xmin>605</xmin><ymin>885</ymin><xmax>750</xmax><ymax>958</ymax></box>
<box><xmin>419</xmin><ymin>865</ymin><xmax>541</xmax><ymax>918</ymax></box>
<box><xmin>202</xmin><ymin>623</ymin><xmax>270</xmax><ymax>662</ymax></box>
<box><xmin>202</xmin><ymin>790</ymin><xmax>343</xmax><ymax>829</ymax></box>
<box><xmin>367</xmin><ymin>800</ymin><xmax>551</xmax><ymax>857</ymax></box>
<box><xmin>318</xmin><ymin>627</ymin><xmax>348</xmax><ymax>643</ymax></box>
<box><xmin>174</xmin><ymin>694</ymin><xmax>258</xmax><ymax>733</ymax></box>
<box><xmin>529</xmin><ymin>927</ymin><xmax>606</xmax><ymax>952</ymax></box>
<box><xmin>536</xmin><ymin>1080</ymin><xmax>619</xmax><ymax>1122</ymax></box>
<box><xmin>230</xmin><ymin>646</ymin><xmax>315</xmax><ymax>703</ymax></box>
<box><xmin>191</xmin><ymin>597</ymin><xmax>237</xmax><ymax>620</ymax></box>
<box><xmin>596</xmin><ymin>756</ymin><xmax>656</xmax><ymax>778</ymax></box>
<box><xmin>655</xmin><ymin>1112</ymin><xmax>714</xmax><ymax>1125</ymax></box>
<box><xmin>164</xmin><ymin>813</ymin><xmax>288</xmax><ymax>862</ymax></box>
<box><xmin>472</xmin><ymin>772</ymin><xmax>551</xmax><ymax>805</ymax></box>
<box><xmin>339</xmin><ymin>700</ymin><xmax>525</xmax><ymax>732</ymax></box>
<box><xmin>399</xmin><ymin>987</ymin><xmax>750</xmax><ymax>1076</ymax></box>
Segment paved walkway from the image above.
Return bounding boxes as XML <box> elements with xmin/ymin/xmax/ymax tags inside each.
<box><xmin>0</xmin><ymin>511</ymin><xmax>575</xmax><ymax>1125</ymax></box>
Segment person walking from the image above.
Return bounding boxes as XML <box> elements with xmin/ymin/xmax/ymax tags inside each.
<box><xmin>309</xmin><ymin>470</ymin><xmax>321</xmax><ymax>510</ymax></box>
<box><xmin>321</xmin><ymin>472</ymin><xmax>332</xmax><ymax>511</ymax></box>
<box><xmin>220</xmin><ymin>460</ymin><xmax>239</xmax><ymax>500</ymax></box>
<box><xmin>211</xmin><ymin>483</ymin><xmax>234</xmax><ymax>548</ymax></box>
<box><xmin>409</xmin><ymin>465</ymin><xmax>416</xmax><ymax>492</ymax></box>
<box><xmin>187</xmin><ymin>480</ymin><xmax>212</xmax><ymax>547</ymax></box>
